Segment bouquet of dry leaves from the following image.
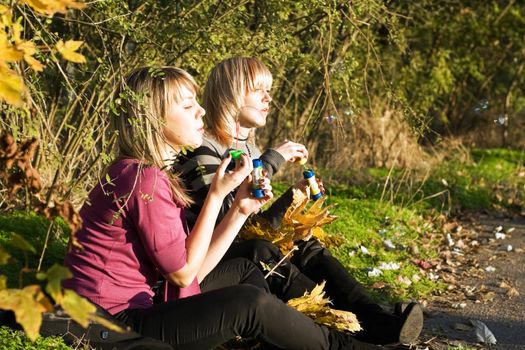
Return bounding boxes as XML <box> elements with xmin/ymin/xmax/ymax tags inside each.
<box><xmin>240</xmin><ymin>189</ymin><xmax>344</xmax><ymax>254</ymax></box>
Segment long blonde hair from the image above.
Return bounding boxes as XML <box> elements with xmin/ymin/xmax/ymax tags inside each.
<box><xmin>111</xmin><ymin>66</ymin><xmax>197</xmax><ymax>205</ymax></box>
<box><xmin>203</xmin><ymin>57</ymin><xmax>272</xmax><ymax>146</ymax></box>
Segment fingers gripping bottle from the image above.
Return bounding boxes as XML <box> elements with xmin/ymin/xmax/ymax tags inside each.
<box><xmin>252</xmin><ymin>159</ymin><xmax>265</xmax><ymax>199</ymax></box>
<box><xmin>303</xmin><ymin>169</ymin><xmax>322</xmax><ymax>200</ymax></box>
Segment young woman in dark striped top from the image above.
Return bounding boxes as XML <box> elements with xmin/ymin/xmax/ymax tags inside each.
<box><xmin>177</xmin><ymin>57</ymin><xmax>424</xmax><ymax>347</ymax></box>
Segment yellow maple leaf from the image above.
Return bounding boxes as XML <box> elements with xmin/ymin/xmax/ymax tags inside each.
<box><xmin>0</xmin><ymin>64</ymin><xmax>26</xmax><ymax>106</ymax></box>
<box><xmin>60</xmin><ymin>289</ymin><xmax>97</xmax><ymax>328</ymax></box>
<box><xmin>0</xmin><ymin>285</ymin><xmax>53</xmax><ymax>341</ymax></box>
<box><xmin>0</xmin><ymin>30</ymin><xmax>24</xmax><ymax>62</ymax></box>
<box><xmin>24</xmin><ymin>53</ymin><xmax>44</xmax><ymax>71</ymax></box>
<box><xmin>0</xmin><ymin>21</ymin><xmax>44</xmax><ymax>71</ymax></box>
<box><xmin>56</xmin><ymin>39</ymin><xmax>86</xmax><ymax>63</ymax></box>
<box><xmin>0</xmin><ymin>5</ymin><xmax>13</xmax><ymax>26</ymax></box>
<box><xmin>42</xmin><ymin>264</ymin><xmax>72</xmax><ymax>303</ymax></box>
<box><xmin>23</xmin><ymin>0</ymin><xmax>86</xmax><ymax>16</ymax></box>
<box><xmin>16</xmin><ymin>40</ymin><xmax>45</xmax><ymax>71</ymax></box>
<box><xmin>282</xmin><ymin>189</ymin><xmax>338</xmax><ymax>240</ymax></box>
<box><xmin>60</xmin><ymin>289</ymin><xmax>125</xmax><ymax>332</ymax></box>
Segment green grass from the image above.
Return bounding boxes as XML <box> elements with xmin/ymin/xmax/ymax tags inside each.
<box><xmin>0</xmin><ymin>327</ymin><xmax>72</xmax><ymax>350</ymax></box>
<box><xmin>325</xmin><ymin>196</ymin><xmax>441</xmax><ymax>303</ymax></box>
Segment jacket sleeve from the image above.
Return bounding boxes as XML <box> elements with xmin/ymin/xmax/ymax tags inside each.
<box><xmin>260</xmin><ymin>148</ymin><xmax>286</xmax><ymax>179</ymax></box>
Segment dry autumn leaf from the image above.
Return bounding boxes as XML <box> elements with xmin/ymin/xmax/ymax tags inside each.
<box><xmin>287</xmin><ymin>281</ymin><xmax>361</xmax><ymax>333</ymax></box>
<box><xmin>23</xmin><ymin>0</ymin><xmax>86</xmax><ymax>16</ymax></box>
<box><xmin>56</xmin><ymin>39</ymin><xmax>86</xmax><ymax>63</ymax></box>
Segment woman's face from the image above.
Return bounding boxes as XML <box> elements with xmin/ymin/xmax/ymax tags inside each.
<box><xmin>164</xmin><ymin>85</ymin><xmax>205</xmax><ymax>150</ymax></box>
<box><xmin>239</xmin><ymin>86</ymin><xmax>272</xmax><ymax>129</ymax></box>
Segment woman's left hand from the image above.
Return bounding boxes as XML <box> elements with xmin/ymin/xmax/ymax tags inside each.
<box><xmin>293</xmin><ymin>177</ymin><xmax>325</xmax><ymax>195</ymax></box>
<box><xmin>232</xmin><ymin>175</ymin><xmax>273</xmax><ymax>216</ymax></box>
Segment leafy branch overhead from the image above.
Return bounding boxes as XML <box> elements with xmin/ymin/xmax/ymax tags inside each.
<box><xmin>241</xmin><ymin>189</ymin><xmax>343</xmax><ymax>254</ymax></box>
<box><xmin>0</xmin><ymin>2</ymin><xmax>86</xmax><ymax>106</ymax></box>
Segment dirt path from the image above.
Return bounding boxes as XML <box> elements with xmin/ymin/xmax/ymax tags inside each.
<box><xmin>421</xmin><ymin>214</ymin><xmax>525</xmax><ymax>349</ymax></box>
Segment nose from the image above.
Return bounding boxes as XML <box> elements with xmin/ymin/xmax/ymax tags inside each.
<box><xmin>263</xmin><ymin>91</ymin><xmax>272</xmax><ymax>103</ymax></box>
<box><xmin>197</xmin><ymin>104</ymin><xmax>205</xmax><ymax>118</ymax></box>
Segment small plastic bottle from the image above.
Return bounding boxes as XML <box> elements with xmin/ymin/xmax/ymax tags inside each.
<box><xmin>303</xmin><ymin>169</ymin><xmax>322</xmax><ymax>200</ymax></box>
<box><xmin>252</xmin><ymin>159</ymin><xmax>265</xmax><ymax>198</ymax></box>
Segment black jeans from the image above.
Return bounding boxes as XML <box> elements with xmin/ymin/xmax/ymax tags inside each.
<box><xmin>113</xmin><ymin>258</ymin><xmax>345</xmax><ymax>350</ymax></box>
<box><xmin>224</xmin><ymin>239</ymin><xmax>400</xmax><ymax>344</ymax></box>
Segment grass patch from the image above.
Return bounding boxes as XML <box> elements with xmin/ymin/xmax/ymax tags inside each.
<box><xmin>322</xmin><ymin>148</ymin><xmax>525</xmax><ymax>213</ymax></box>
<box><xmin>324</xmin><ymin>194</ymin><xmax>442</xmax><ymax>303</ymax></box>
<box><xmin>0</xmin><ymin>326</ymin><xmax>72</xmax><ymax>350</ymax></box>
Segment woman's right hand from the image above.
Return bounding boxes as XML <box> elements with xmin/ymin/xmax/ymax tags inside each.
<box><xmin>209</xmin><ymin>153</ymin><xmax>252</xmax><ymax>199</ymax></box>
<box><xmin>273</xmin><ymin>140</ymin><xmax>308</xmax><ymax>163</ymax></box>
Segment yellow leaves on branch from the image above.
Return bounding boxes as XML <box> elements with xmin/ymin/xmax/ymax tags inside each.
<box><xmin>241</xmin><ymin>189</ymin><xmax>343</xmax><ymax>254</ymax></box>
<box><xmin>0</xmin><ymin>9</ymin><xmax>44</xmax><ymax>71</ymax></box>
<box><xmin>287</xmin><ymin>281</ymin><xmax>362</xmax><ymax>333</ymax></box>
<box><xmin>23</xmin><ymin>0</ymin><xmax>86</xmax><ymax>16</ymax></box>
<box><xmin>0</xmin><ymin>3</ymin><xmax>86</xmax><ymax>106</ymax></box>
<box><xmin>56</xmin><ymin>39</ymin><xmax>86</xmax><ymax>63</ymax></box>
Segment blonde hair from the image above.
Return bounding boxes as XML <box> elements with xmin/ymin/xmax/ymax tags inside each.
<box><xmin>111</xmin><ymin>66</ymin><xmax>197</xmax><ymax>206</ymax></box>
<box><xmin>203</xmin><ymin>57</ymin><xmax>272</xmax><ymax>146</ymax></box>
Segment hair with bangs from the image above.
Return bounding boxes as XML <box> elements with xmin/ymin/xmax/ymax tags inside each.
<box><xmin>110</xmin><ymin>66</ymin><xmax>197</xmax><ymax>205</ymax></box>
<box><xmin>203</xmin><ymin>57</ymin><xmax>273</xmax><ymax>146</ymax></box>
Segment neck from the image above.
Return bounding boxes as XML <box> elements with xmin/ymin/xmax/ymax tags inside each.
<box><xmin>236</xmin><ymin>125</ymin><xmax>252</xmax><ymax>140</ymax></box>
<box><xmin>161</xmin><ymin>145</ymin><xmax>179</xmax><ymax>166</ymax></box>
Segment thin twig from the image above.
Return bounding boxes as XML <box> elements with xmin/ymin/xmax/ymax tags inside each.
<box><xmin>37</xmin><ymin>221</ymin><xmax>54</xmax><ymax>272</ymax></box>
<box><xmin>264</xmin><ymin>246</ymin><xmax>299</xmax><ymax>279</ymax></box>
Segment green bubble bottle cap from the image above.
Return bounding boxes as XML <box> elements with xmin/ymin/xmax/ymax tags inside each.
<box><xmin>229</xmin><ymin>149</ymin><xmax>244</xmax><ymax>159</ymax></box>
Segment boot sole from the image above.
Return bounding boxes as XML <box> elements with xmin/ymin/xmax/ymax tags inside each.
<box><xmin>398</xmin><ymin>302</ymin><xmax>423</xmax><ymax>344</ymax></box>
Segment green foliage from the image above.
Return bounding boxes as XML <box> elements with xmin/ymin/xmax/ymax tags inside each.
<box><xmin>0</xmin><ymin>326</ymin><xmax>72</xmax><ymax>350</ymax></box>
<box><xmin>0</xmin><ymin>212</ymin><xmax>69</xmax><ymax>288</ymax></box>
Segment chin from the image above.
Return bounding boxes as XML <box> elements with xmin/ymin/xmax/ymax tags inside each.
<box><xmin>193</xmin><ymin>138</ymin><xmax>203</xmax><ymax>148</ymax></box>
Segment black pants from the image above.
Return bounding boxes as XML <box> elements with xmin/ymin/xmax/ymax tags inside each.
<box><xmin>223</xmin><ymin>239</ymin><xmax>402</xmax><ymax>344</ymax></box>
<box><xmin>114</xmin><ymin>258</ymin><xmax>350</xmax><ymax>350</ymax></box>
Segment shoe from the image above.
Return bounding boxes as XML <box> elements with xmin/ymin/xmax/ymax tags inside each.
<box><xmin>396</xmin><ymin>302</ymin><xmax>423</xmax><ymax>345</ymax></box>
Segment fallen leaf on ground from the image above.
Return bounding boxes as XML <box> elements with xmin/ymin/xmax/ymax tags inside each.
<box><xmin>470</xmin><ymin>320</ymin><xmax>497</xmax><ymax>344</ymax></box>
